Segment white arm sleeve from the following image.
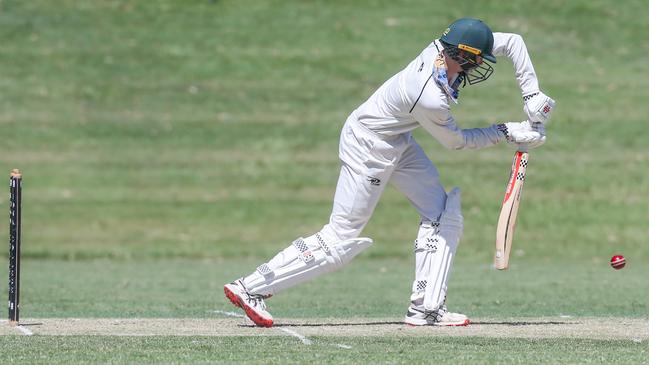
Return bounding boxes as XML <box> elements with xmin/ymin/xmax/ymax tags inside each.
<box><xmin>492</xmin><ymin>32</ymin><xmax>539</xmax><ymax>96</ymax></box>
<box><xmin>414</xmin><ymin>99</ymin><xmax>505</xmax><ymax>150</ymax></box>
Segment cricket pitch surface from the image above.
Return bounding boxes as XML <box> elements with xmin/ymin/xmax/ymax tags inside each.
<box><xmin>2</xmin><ymin>316</ymin><xmax>648</xmax><ymax>342</ymax></box>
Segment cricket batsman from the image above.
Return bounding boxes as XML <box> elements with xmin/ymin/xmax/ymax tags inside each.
<box><xmin>224</xmin><ymin>18</ymin><xmax>555</xmax><ymax>327</ymax></box>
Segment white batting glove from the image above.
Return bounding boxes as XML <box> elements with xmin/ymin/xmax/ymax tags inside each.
<box><xmin>528</xmin><ymin>121</ymin><xmax>546</xmax><ymax>149</ymax></box>
<box><xmin>523</xmin><ymin>91</ymin><xmax>556</xmax><ymax>124</ymax></box>
<box><xmin>531</xmin><ymin>121</ymin><xmax>546</xmax><ymax>138</ymax></box>
<box><xmin>497</xmin><ymin>120</ymin><xmax>546</xmax><ymax>149</ymax></box>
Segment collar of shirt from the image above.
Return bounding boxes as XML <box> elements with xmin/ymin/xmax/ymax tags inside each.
<box><xmin>432</xmin><ymin>39</ymin><xmax>460</xmax><ymax>104</ymax></box>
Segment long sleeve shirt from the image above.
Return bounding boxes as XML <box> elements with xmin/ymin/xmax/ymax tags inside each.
<box><xmin>354</xmin><ymin>33</ymin><xmax>539</xmax><ymax>150</ymax></box>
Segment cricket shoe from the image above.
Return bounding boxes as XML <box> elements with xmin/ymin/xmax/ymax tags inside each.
<box><xmin>224</xmin><ymin>280</ymin><xmax>274</xmax><ymax>327</ymax></box>
<box><xmin>404</xmin><ymin>304</ymin><xmax>470</xmax><ymax>326</ymax></box>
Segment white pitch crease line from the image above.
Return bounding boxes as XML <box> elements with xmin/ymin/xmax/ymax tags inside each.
<box><xmin>212</xmin><ymin>310</ymin><xmax>244</xmax><ymax>318</ymax></box>
<box><xmin>0</xmin><ymin>320</ymin><xmax>33</xmax><ymax>336</ymax></box>
<box><xmin>213</xmin><ymin>309</ymin><xmax>313</xmax><ymax>346</ymax></box>
<box><xmin>16</xmin><ymin>326</ymin><xmax>34</xmax><ymax>336</ymax></box>
<box><xmin>276</xmin><ymin>327</ymin><xmax>313</xmax><ymax>345</ymax></box>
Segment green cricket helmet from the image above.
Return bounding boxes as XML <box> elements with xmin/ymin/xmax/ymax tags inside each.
<box><xmin>440</xmin><ymin>18</ymin><xmax>496</xmax><ymax>85</ymax></box>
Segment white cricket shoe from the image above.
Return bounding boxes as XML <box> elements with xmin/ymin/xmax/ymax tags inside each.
<box><xmin>404</xmin><ymin>304</ymin><xmax>470</xmax><ymax>326</ymax></box>
<box><xmin>224</xmin><ymin>280</ymin><xmax>274</xmax><ymax>327</ymax></box>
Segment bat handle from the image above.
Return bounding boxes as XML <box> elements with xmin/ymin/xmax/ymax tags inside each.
<box><xmin>516</xmin><ymin>143</ymin><xmax>529</xmax><ymax>153</ymax></box>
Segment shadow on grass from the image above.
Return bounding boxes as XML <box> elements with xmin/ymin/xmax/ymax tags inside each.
<box><xmin>240</xmin><ymin>320</ymin><xmax>575</xmax><ymax>327</ymax></box>
<box><xmin>16</xmin><ymin>322</ymin><xmax>44</xmax><ymax>327</ymax></box>
<box><xmin>471</xmin><ymin>321</ymin><xmax>575</xmax><ymax>326</ymax></box>
<box><xmin>241</xmin><ymin>321</ymin><xmax>404</xmax><ymax>327</ymax></box>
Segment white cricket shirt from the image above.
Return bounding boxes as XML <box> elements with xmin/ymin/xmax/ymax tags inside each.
<box><xmin>353</xmin><ymin>33</ymin><xmax>540</xmax><ymax>150</ymax></box>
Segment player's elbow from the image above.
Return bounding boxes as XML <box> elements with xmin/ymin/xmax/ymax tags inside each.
<box><xmin>508</xmin><ymin>33</ymin><xmax>525</xmax><ymax>48</ymax></box>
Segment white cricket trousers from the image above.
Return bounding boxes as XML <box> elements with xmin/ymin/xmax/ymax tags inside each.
<box><xmin>319</xmin><ymin>112</ymin><xmax>447</xmax><ymax>243</ymax></box>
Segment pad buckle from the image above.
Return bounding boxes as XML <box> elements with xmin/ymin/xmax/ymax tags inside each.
<box><xmin>256</xmin><ymin>263</ymin><xmax>273</xmax><ymax>277</ymax></box>
<box><xmin>292</xmin><ymin>238</ymin><xmax>314</xmax><ymax>263</ymax></box>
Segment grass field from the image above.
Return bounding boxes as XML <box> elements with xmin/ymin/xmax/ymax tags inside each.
<box><xmin>1</xmin><ymin>0</ymin><xmax>648</xmax><ymax>363</ymax></box>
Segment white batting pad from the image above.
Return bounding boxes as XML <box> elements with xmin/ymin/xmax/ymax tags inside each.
<box><xmin>420</xmin><ymin>187</ymin><xmax>463</xmax><ymax>311</ymax></box>
<box><xmin>242</xmin><ymin>234</ymin><xmax>373</xmax><ymax>297</ymax></box>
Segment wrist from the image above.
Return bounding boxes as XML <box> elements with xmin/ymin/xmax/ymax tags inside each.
<box><xmin>523</xmin><ymin>92</ymin><xmax>539</xmax><ymax>102</ymax></box>
<box><xmin>495</xmin><ymin>123</ymin><xmax>509</xmax><ymax>140</ymax></box>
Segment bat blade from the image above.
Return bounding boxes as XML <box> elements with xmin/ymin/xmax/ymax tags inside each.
<box><xmin>495</xmin><ymin>150</ymin><xmax>529</xmax><ymax>270</ymax></box>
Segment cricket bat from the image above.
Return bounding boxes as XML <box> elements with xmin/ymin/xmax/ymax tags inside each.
<box><xmin>494</xmin><ymin>149</ymin><xmax>529</xmax><ymax>270</ymax></box>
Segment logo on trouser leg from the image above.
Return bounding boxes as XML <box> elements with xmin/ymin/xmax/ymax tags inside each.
<box><xmin>416</xmin><ymin>280</ymin><xmax>427</xmax><ymax>291</ymax></box>
<box><xmin>367</xmin><ymin>176</ymin><xmax>381</xmax><ymax>186</ymax></box>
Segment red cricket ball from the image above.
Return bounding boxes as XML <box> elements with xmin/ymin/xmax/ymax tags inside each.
<box><xmin>610</xmin><ymin>255</ymin><xmax>626</xmax><ymax>270</ymax></box>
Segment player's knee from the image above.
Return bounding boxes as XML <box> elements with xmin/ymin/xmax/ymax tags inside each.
<box><xmin>322</xmin><ymin>218</ymin><xmax>364</xmax><ymax>242</ymax></box>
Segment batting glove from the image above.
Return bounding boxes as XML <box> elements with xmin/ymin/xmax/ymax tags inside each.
<box><xmin>497</xmin><ymin>120</ymin><xmax>546</xmax><ymax>149</ymax></box>
<box><xmin>523</xmin><ymin>91</ymin><xmax>556</xmax><ymax>124</ymax></box>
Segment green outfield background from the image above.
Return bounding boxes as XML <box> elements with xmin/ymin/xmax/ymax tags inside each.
<box><xmin>1</xmin><ymin>0</ymin><xmax>648</xmax><ymax>363</ymax></box>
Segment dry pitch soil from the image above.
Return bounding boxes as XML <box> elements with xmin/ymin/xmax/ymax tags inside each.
<box><xmin>2</xmin><ymin>317</ymin><xmax>648</xmax><ymax>342</ymax></box>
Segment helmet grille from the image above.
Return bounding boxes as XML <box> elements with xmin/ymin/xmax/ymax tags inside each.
<box><xmin>440</xmin><ymin>41</ymin><xmax>494</xmax><ymax>85</ymax></box>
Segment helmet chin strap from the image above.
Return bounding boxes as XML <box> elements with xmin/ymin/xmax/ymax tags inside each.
<box><xmin>453</xmin><ymin>73</ymin><xmax>467</xmax><ymax>89</ymax></box>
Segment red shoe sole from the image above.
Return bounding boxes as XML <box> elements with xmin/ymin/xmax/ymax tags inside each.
<box><xmin>240</xmin><ymin>302</ymin><xmax>274</xmax><ymax>328</ymax></box>
<box><xmin>442</xmin><ymin>319</ymin><xmax>470</xmax><ymax>327</ymax></box>
<box><xmin>223</xmin><ymin>286</ymin><xmax>242</xmax><ymax>308</ymax></box>
<box><xmin>223</xmin><ymin>285</ymin><xmax>273</xmax><ymax>328</ymax></box>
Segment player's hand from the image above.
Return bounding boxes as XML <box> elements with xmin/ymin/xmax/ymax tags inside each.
<box><xmin>499</xmin><ymin>120</ymin><xmax>546</xmax><ymax>148</ymax></box>
<box><xmin>523</xmin><ymin>91</ymin><xmax>555</xmax><ymax>124</ymax></box>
